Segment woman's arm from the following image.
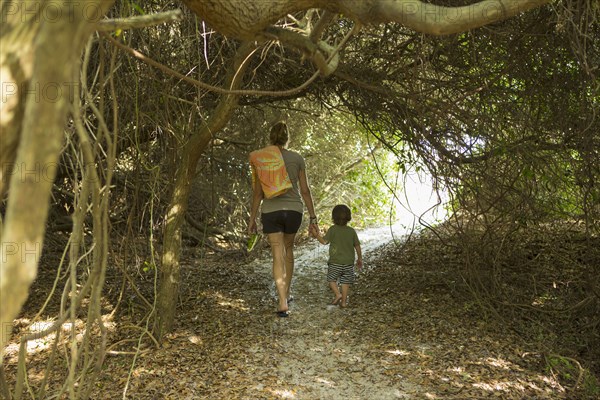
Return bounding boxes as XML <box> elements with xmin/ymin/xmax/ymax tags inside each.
<box><xmin>248</xmin><ymin>164</ymin><xmax>264</xmax><ymax>233</ymax></box>
<box><xmin>298</xmin><ymin>168</ymin><xmax>319</xmax><ymax>234</ymax></box>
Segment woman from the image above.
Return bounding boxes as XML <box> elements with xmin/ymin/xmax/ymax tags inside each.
<box><xmin>248</xmin><ymin>121</ymin><xmax>319</xmax><ymax>317</ymax></box>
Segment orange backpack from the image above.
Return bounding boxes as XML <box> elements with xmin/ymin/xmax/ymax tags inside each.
<box><xmin>249</xmin><ymin>145</ymin><xmax>293</xmax><ymax>199</ymax></box>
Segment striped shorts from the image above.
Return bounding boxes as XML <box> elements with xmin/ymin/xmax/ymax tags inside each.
<box><xmin>327</xmin><ymin>263</ymin><xmax>356</xmax><ymax>285</ymax></box>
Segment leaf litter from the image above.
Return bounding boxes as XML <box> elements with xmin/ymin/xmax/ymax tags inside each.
<box><xmin>5</xmin><ymin>226</ymin><xmax>574</xmax><ymax>399</ymax></box>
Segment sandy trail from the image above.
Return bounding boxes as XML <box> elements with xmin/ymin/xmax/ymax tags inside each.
<box><xmin>244</xmin><ymin>225</ymin><xmax>419</xmax><ymax>399</ymax></box>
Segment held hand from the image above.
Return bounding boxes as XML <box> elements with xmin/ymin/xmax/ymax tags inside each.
<box><xmin>309</xmin><ymin>223</ymin><xmax>319</xmax><ymax>238</ymax></box>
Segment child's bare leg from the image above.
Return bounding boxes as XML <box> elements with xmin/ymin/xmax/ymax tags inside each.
<box><xmin>329</xmin><ymin>281</ymin><xmax>342</xmax><ymax>304</ymax></box>
<box><xmin>340</xmin><ymin>283</ymin><xmax>350</xmax><ymax>307</ymax></box>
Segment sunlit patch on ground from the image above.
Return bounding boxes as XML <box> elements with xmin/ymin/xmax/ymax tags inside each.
<box><xmin>187</xmin><ymin>335</ymin><xmax>202</xmax><ymax>344</ymax></box>
<box><xmin>386</xmin><ymin>349</ymin><xmax>410</xmax><ymax>356</ymax></box>
<box><xmin>539</xmin><ymin>374</ymin><xmax>566</xmax><ymax>391</ymax></box>
<box><xmin>484</xmin><ymin>357</ymin><xmax>513</xmax><ymax>370</ymax></box>
<box><xmin>4</xmin><ymin>318</ymin><xmax>86</xmax><ymax>362</ymax></box>
<box><xmin>269</xmin><ymin>388</ymin><xmax>296</xmax><ymax>398</ymax></box>
<box><xmin>315</xmin><ymin>377</ymin><xmax>335</xmax><ymax>387</ymax></box>
<box><xmin>202</xmin><ymin>290</ymin><xmax>250</xmax><ymax>311</ymax></box>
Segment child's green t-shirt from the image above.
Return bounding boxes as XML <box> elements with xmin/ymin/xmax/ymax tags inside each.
<box><xmin>324</xmin><ymin>225</ymin><xmax>359</xmax><ymax>265</ymax></box>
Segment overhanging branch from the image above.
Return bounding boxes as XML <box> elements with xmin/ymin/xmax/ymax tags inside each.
<box><xmin>97</xmin><ymin>9</ymin><xmax>183</xmax><ymax>31</ymax></box>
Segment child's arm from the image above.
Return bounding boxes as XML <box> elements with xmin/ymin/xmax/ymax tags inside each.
<box><xmin>355</xmin><ymin>242</ymin><xmax>363</xmax><ymax>270</ymax></box>
<box><xmin>311</xmin><ymin>226</ymin><xmax>329</xmax><ymax>245</ymax></box>
<box><xmin>313</xmin><ymin>229</ymin><xmax>329</xmax><ymax>245</ymax></box>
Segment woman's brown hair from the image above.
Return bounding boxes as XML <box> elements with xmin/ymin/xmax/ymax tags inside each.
<box><xmin>270</xmin><ymin>121</ymin><xmax>289</xmax><ymax>146</ymax></box>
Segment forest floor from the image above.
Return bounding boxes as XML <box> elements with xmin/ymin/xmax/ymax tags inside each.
<box><xmin>4</xmin><ymin>226</ymin><xmax>596</xmax><ymax>399</ymax></box>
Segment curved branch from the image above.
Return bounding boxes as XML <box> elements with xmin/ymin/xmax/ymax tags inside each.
<box><xmin>309</xmin><ymin>10</ymin><xmax>336</xmax><ymax>42</ymax></box>
<box><xmin>264</xmin><ymin>26</ymin><xmax>341</xmax><ymax>76</ymax></box>
<box><xmin>362</xmin><ymin>0</ymin><xmax>554</xmax><ymax>35</ymax></box>
<box><xmin>183</xmin><ymin>0</ymin><xmax>553</xmax><ymax>40</ymax></box>
<box><xmin>97</xmin><ymin>9</ymin><xmax>183</xmax><ymax>31</ymax></box>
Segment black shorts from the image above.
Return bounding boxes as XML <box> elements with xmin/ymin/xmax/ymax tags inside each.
<box><xmin>261</xmin><ymin>210</ymin><xmax>303</xmax><ymax>234</ymax></box>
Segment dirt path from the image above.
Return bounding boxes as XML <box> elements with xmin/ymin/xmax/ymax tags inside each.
<box><xmin>244</xmin><ymin>225</ymin><xmax>423</xmax><ymax>399</ymax></box>
<box><xmin>81</xmin><ymin>225</ymin><xmax>568</xmax><ymax>399</ymax></box>
<box><xmin>8</xmin><ymin>227</ymin><xmax>571</xmax><ymax>399</ymax></box>
<box><xmin>177</xmin><ymin>225</ymin><xmax>564</xmax><ymax>400</ymax></box>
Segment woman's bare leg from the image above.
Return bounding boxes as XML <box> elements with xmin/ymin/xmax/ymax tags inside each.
<box><xmin>283</xmin><ymin>233</ymin><xmax>296</xmax><ymax>300</ymax></box>
<box><xmin>267</xmin><ymin>232</ymin><xmax>288</xmax><ymax>312</ymax></box>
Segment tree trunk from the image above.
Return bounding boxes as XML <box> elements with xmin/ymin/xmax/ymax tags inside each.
<box><xmin>183</xmin><ymin>0</ymin><xmax>552</xmax><ymax>40</ymax></box>
<box><xmin>0</xmin><ymin>0</ymin><xmax>115</xmax><ymax>361</ymax></box>
<box><xmin>155</xmin><ymin>42</ymin><xmax>256</xmax><ymax>339</ymax></box>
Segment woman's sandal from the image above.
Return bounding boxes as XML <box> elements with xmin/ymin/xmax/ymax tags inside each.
<box><xmin>331</xmin><ymin>296</ymin><xmax>342</xmax><ymax>306</ymax></box>
<box><xmin>276</xmin><ymin>310</ymin><xmax>289</xmax><ymax>318</ymax></box>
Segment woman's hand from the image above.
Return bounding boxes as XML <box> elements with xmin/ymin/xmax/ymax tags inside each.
<box><xmin>308</xmin><ymin>223</ymin><xmax>319</xmax><ymax>237</ymax></box>
<box><xmin>248</xmin><ymin>219</ymin><xmax>257</xmax><ymax>235</ymax></box>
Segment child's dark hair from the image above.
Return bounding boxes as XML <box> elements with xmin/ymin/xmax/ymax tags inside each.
<box><xmin>269</xmin><ymin>121</ymin><xmax>289</xmax><ymax>146</ymax></box>
<box><xmin>332</xmin><ymin>204</ymin><xmax>352</xmax><ymax>226</ymax></box>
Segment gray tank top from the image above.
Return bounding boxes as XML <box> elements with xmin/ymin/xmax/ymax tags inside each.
<box><xmin>261</xmin><ymin>149</ymin><xmax>305</xmax><ymax>214</ymax></box>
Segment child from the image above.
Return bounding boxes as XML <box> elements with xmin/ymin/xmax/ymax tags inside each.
<box><xmin>312</xmin><ymin>204</ymin><xmax>363</xmax><ymax>308</ymax></box>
